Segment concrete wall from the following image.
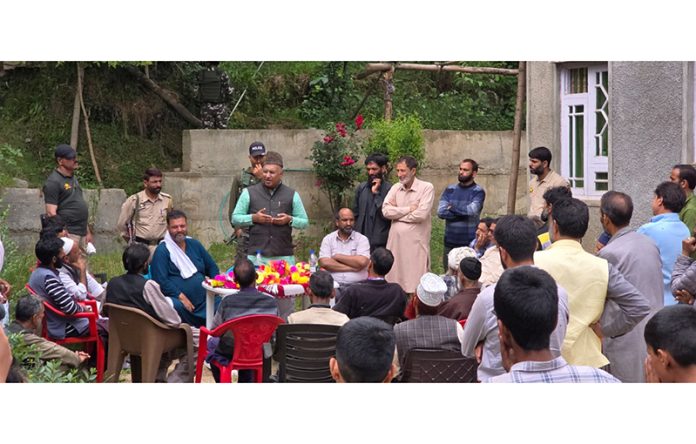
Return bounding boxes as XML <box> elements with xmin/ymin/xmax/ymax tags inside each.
<box><xmin>610</xmin><ymin>62</ymin><xmax>693</xmax><ymax>227</ymax></box>
<box><xmin>0</xmin><ymin>188</ymin><xmax>127</xmax><ymax>252</ymax></box>
<box><xmin>167</xmin><ymin>129</ymin><xmax>528</xmax><ymax>247</ymax></box>
<box><xmin>526</xmin><ymin>61</ymin><xmax>696</xmax><ymax>251</ymax></box>
<box><xmin>1</xmin><ymin>129</ymin><xmax>528</xmax><ymax>253</ymax></box>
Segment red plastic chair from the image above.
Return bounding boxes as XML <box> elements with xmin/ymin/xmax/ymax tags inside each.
<box><xmin>195</xmin><ymin>314</ymin><xmax>284</xmax><ymax>383</ymax></box>
<box><xmin>25</xmin><ymin>284</ymin><xmax>105</xmax><ymax>382</ymax></box>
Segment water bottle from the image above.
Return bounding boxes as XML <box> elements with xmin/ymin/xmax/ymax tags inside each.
<box><xmin>309</xmin><ymin>249</ymin><xmax>318</xmax><ymax>273</ymax></box>
<box><xmin>256</xmin><ymin>250</ymin><xmax>263</xmax><ymax>266</ymax></box>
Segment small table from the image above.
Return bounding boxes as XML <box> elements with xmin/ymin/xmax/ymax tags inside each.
<box><xmin>201</xmin><ymin>282</ymin><xmax>308</xmax><ymax>329</ymax></box>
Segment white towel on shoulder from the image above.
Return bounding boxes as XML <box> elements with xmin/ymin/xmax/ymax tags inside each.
<box><xmin>163</xmin><ymin>231</ymin><xmax>197</xmax><ymax>279</ymax></box>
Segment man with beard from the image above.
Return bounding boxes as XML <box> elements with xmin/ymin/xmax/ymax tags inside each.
<box><xmin>150</xmin><ymin>209</ymin><xmax>220</xmax><ymax>328</ymax></box>
<box><xmin>437</xmin><ymin>159</ymin><xmax>486</xmax><ymax>271</ymax></box>
<box><xmin>28</xmin><ymin>235</ymin><xmax>103</xmax><ymax>340</ymax></box>
<box><xmin>382</xmin><ymin>156</ymin><xmax>435</xmax><ymax>295</ymax></box>
<box><xmin>536</xmin><ymin>186</ymin><xmax>572</xmax><ymax>250</ymax></box>
<box><xmin>117</xmin><ymin>167</ymin><xmax>173</xmax><ymax>257</ymax></box>
<box><xmin>318</xmin><ymin>208</ymin><xmax>370</xmax><ymax>298</ymax></box>
<box><xmin>527</xmin><ymin>146</ymin><xmax>569</xmax><ymax>221</ymax></box>
<box><xmin>353</xmin><ymin>153</ymin><xmax>392</xmax><ymax>253</ymax></box>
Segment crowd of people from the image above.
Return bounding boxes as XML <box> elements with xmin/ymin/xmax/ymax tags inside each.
<box><xmin>2</xmin><ymin>142</ymin><xmax>696</xmax><ymax>384</ymax></box>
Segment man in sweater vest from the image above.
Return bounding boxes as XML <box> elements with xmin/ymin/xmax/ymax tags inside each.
<box><xmin>534</xmin><ymin>198</ymin><xmax>650</xmax><ymax>368</ymax></box>
<box><xmin>231</xmin><ymin>151</ymin><xmax>309</xmax><ymax>320</ymax></box>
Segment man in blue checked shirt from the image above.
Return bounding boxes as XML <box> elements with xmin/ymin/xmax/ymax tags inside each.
<box><xmin>437</xmin><ymin>159</ymin><xmax>486</xmax><ymax>271</ymax></box>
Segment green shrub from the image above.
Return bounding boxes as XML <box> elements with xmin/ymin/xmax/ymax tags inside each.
<box><xmin>7</xmin><ymin>333</ymin><xmax>97</xmax><ymax>383</ymax></box>
<box><xmin>364</xmin><ymin>114</ymin><xmax>425</xmax><ymax>169</ymax></box>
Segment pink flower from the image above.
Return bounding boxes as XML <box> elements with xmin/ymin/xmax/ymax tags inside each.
<box><xmin>336</xmin><ymin>122</ymin><xmax>348</xmax><ymax>137</ymax></box>
<box><xmin>323</xmin><ymin>135</ymin><xmax>333</xmax><ymax>144</ymax></box>
<box><xmin>355</xmin><ymin>114</ymin><xmax>364</xmax><ymax>129</ymax></box>
<box><xmin>340</xmin><ymin>155</ymin><xmax>355</xmax><ymax>166</ymax></box>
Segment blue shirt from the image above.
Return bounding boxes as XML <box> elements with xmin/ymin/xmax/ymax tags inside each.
<box><xmin>638</xmin><ymin>213</ymin><xmax>690</xmax><ymax>306</ymax></box>
<box><xmin>437</xmin><ymin>182</ymin><xmax>485</xmax><ymax>247</ymax></box>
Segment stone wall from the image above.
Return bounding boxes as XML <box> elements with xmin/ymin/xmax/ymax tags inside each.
<box><xmin>1</xmin><ymin>129</ymin><xmax>528</xmax><ymax>253</ymax></box>
<box><xmin>0</xmin><ymin>188</ymin><xmax>127</xmax><ymax>252</ymax></box>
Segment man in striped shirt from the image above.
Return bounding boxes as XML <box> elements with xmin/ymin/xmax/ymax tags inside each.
<box><xmin>28</xmin><ymin>235</ymin><xmax>104</xmax><ymax>340</ymax></box>
<box><xmin>487</xmin><ymin>266</ymin><xmax>619</xmax><ymax>383</ymax></box>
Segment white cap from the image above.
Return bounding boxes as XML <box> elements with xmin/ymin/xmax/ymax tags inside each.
<box><xmin>60</xmin><ymin>237</ymin><xmax>74</xmax><ymax>256</ymax></box>
<box><xmin>416</xmin><ymin>272</ymin><xmax>448</xmax><ymax>307</ymax></box>
<box><xmin>447</xmin><ymin>246</ymin><xmax>478</xmax><ymax>271</ymax></box>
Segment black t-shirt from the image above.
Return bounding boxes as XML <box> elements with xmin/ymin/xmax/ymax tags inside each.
<box><xmin>43</xmin><ymin>169</ymin><xmax>89</xmax><ymax>236</ymax></box>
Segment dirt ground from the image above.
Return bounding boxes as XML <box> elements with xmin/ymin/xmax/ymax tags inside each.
<box><xmin>120</xmin><ymin>358</ymin><xmax>278</xmax><ymax>383</ymax></box>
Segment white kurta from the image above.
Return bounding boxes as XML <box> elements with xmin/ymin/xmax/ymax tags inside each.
<box><xmin>382</xmin><ymin>177</ymin><xmax>435</xmax><ymax>293</ymax></box>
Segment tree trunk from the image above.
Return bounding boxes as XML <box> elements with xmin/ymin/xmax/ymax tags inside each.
<box><xmin>507</xmin><ymin>62</ymin><xmax>527</xmax><ymax>214</ymax></box>
<box><xmin>383</xmin><ymin>66</ymin><xmax>394</xmax><ymax>121</ymax></box>
<box><xmin>70</xmin><ymin>63</ymin><xmax>83</xmax><ymax>149</ymax></box>
<box><xmin>124</xmin><ymin>65</ymin><xmax>203</xmax><ymax>128</ymax></box>
<box><xmin>77</xmin><ymin>66</ymin><xmax>103</xmax><ymax>187</ymax></box>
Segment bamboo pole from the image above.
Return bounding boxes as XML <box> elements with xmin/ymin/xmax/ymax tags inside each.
<box><xmin>70</xmin><ymin>63</ymin><xmax>82</xmax><ymax>149</ymax></box>
<box><xmin>383</xmin><ymin>66</ymin><xmax>394</xmax><ymax>121</ymax></box>
<box><xmin>507</xmin><ymin>61</ymin><xmax>527</xmax><ymax>214</ymax></box>
<box><xmin>77</xmin><ymin>65</ymin><xmax>103</xmax><ymax>187</ymax></box>
<box><xmin>357</xmin><ymin>63</ymin><xmax>518</xmax><ymax>79</ymax></box>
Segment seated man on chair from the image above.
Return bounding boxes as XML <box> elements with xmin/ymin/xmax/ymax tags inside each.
<box><xmin>106</xmin><ymin>243</ymin><xmax>198</xmax><ymax>382</ymax></box>
<box><xmin>150</xmin><ymin>209</ymin><xmax>220</xmax><ymax>328</ymax></box>
<box><xmin>318</xmin><ymin>208</ymin><xmax>371</xmax><ymax>299</ymax></box>
<box><xmin>207</xmin><ymin>258</ymin><xmax>279</xmax><ymax>382</ymax></box>
<box><xmin>28</xmin><ymin>235</ymin><xmax>107</xmax><ymax>341</ymax></box>
<box><xmin>58</xmin><ymin>237</ymin><xmax>106</xmax><ymax>306</ymax></box>
<box><xmin>332</xmin><ymin>247</ymin><xmax>408</xmax><ymax>325</ymax></box>
<box><xmin>393</xmin><ymin>272</ymin><xmax>465</xmax><ymax>379</ymax></box>
<box><xmin>287</xmin><ymin>270</ymin><xmax>349</xmax><ymax>326</ymax></box>
<box><xmin>7</xmin><ymin>293</ymin><xmax>90</xmax><ymax>370</ymax></box>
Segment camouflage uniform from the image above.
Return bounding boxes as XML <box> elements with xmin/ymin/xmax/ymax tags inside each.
<box><xmin>229</xmin><ymin>167</ymin><xmax>262</xmax><ymax>259</ymax></box>
<box><xmin>196</xmin><ymin>65</ymin><xmax>234</xmax><ymax>129</ymax></box>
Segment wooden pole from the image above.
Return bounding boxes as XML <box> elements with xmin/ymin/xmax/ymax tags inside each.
<box><xmin>77</xmin><ymin>65</ymin><xmax>103</xmax><ymax>187</ymax></box>
<box><xmin>357</xmin><ymin>63</ymin><xmax>518</xmax><ymax>79</ymax></box>
<box><xmin>507</xmin><ymin>61</ymin><xmax>527</xmax><ymax>214</ymax></box>
<box><xmin>383</xmin><ymin>65</ymin><xmax>394</xmax><ymax>121</ymax></box>
<box><xmin>70</xmin><ymin>63</ymin><xmax>82</xmax><ymax>149</ymax></box>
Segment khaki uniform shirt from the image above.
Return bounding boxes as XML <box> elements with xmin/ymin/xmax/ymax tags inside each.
<box><xmin>527</xmin><ymin>170</ymin><xmax>569</xmax><ymax>218</ymax></box>
<box><xmin>117</xmin><ymin>190</ymin><xmax>173</xmax><ymax>242</ymax></box>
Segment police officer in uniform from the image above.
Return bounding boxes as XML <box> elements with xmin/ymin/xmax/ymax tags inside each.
<box><xmin>117</xmin><ymin>167</ymin><xmax>173</xmax><ymax>257</ymax></box>
<box><xmin>228</xmin><ymin>141</ymin><xmax>266</xmax><ymax>259</ymax></box>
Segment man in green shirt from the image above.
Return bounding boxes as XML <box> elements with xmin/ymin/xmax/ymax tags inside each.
<box><xmin>232</xmin><ymin>151</ymin><xmax>309</xmax><ymax>319</ymax></box>
<box><xmin>670</xmin><ymin>164</ymin><xmax>696</xmax><ymax>235</ymax></box>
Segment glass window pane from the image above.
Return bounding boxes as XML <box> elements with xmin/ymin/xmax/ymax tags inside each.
<box><xmin>575</xmin><ymin>115</ymin><xmax>584</xmax><ymax>179</ymax></box>
<box><xmin>596</xmin><ymin>172</ymin><xmax>608</xmax><ymax>180</ymax></box>
<box><xmin>595</xmin><ymin>182</ymin><xmax>608</xmax><ymax>191</ymax></box>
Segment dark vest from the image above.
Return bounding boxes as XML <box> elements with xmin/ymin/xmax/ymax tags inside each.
<box><xmin>394</xmin><ymin>315</ymin><xmax>461</xmax><ymax>367</ymax></box>
<box><xmin>105</xmin><ymin>273</ymin><xmax>161</xmax><ymax>321</ymax></box>
<box><xmin>246</xmin><ymin>182</ymin><xmax>295</xmax><ymax>257</ymax></box>
<box><xmin>28</xmin><ymin>266</ymin><xmax>89</xmax><ymax>339</ymax></box>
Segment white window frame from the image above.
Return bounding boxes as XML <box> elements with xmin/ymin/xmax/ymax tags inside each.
<box><xmin>560</xmin><ymin>64</ymin><xmax>609</xmax><ymax>197</ymax></box>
